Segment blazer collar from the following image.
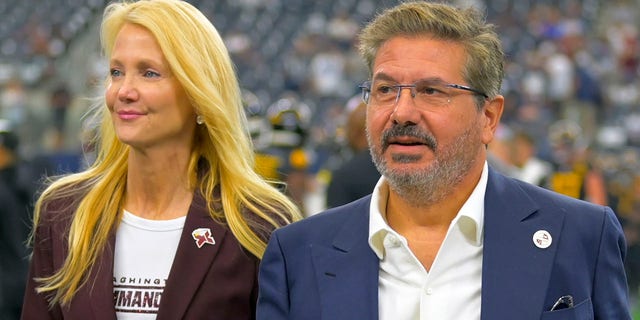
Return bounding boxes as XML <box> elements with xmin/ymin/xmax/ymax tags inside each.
<box><xmin>481</xmin><ymin>168</ymin><xmax>564</xmax><ymax>320</ymax></box>
<box><xmin>157</xmin><ymin>191</ymin><xmax>228</xmax><ymax>320</ymax></box>
<box><xmin>87</xmin><ymin>233</ymin><xmax>119</xmax><ymax>320</ymax></box>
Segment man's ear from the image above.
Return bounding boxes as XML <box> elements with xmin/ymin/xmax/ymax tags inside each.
<box><xmin>481</xmin><ymin>95</ymin><xmax>504</xmax><ymax>145</ymax></box>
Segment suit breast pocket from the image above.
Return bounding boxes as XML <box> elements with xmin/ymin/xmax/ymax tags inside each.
<box><xmin>540</xmin><ymin>298</ymin><xmax>593</xmax><ymax>320</ymax></box>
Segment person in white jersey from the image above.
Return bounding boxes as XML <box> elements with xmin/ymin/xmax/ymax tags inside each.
<box><xmin>21</xmin><ymin>1</ymin><xmax>301</xmax><ymax>319</ymax></box>
<box><xmin>257</xmin><ymin>2</ymin><xmax>631</xmax><ymax>319</ymax></box>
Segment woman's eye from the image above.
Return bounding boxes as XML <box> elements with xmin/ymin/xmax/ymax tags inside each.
<box><xmin>110</xmin><ymin>69</ymin><xmax>122</xmax><ymax>77</ymax></box>
<box><xmin>143</xmin><ymin>70</ymin><xmax>160</xmax><ymax>78</ymax></box>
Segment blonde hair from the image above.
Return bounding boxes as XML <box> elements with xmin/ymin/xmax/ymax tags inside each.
<box><xmin>358</xmin><ymin>1</ymin><xmax>504</xmax><ymax>107</ymax></box>
<box><xmin>31</xmin><ymin>0</ymin><xmax>301</xmax><ymax>306</ymax></box>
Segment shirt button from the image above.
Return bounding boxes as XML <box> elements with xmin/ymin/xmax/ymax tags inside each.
<box><xmin>426</xmin><ymin>288</ymin><xmax>433</xmax><ymax>295</ymax></box>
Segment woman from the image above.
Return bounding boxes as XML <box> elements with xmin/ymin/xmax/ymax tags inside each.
<box><xmin>21</xmin><ymin>0</ymin><xmax>301</xmax><ymax>319</ymax></box>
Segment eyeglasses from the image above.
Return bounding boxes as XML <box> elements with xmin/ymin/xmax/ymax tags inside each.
<box><xmin>358</xmin><ymin>79</ymin><xmax>488</xmax><ymax>108</ymax></box>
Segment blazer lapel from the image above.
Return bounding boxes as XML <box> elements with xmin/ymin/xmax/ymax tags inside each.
<box><xmin>157</xmin><ymin>192</ymin><xmax>227</xmax><ymax>320</ymax></box>
<box><xmin>87</xmin><ymin>233</ymin><xmax>118</xmax><ymax>320</ymax></box>
<box><xmin>481</xmin><ymin>170</ymin><xmax>564</xmax><ymax>320</ymax></box>
<box><xmin>311</xmin><ymin>198</ymin><xmax>379</xmax><ymax>320</ymax></box>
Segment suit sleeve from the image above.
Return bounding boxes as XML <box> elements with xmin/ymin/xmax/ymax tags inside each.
<box><xmin>592</xmin><ymin>207</ymin><xmax>632</xmax><ymax>320</ymax></box>
<box><xmin>257</xmin><ymin>230</ymin><xmax>290</xmax><ymax>319</ymax></box>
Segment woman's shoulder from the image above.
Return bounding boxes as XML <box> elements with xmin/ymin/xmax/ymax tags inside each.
<box><xmin>240</xmin><ymin>203</ymin><xmax>291</xmax><ymax>243</ymax></box>
<box><xmin>37</xmin><ymin>195</ymin><xmax>77</xmax><ymax>227</ymax></box>
<box><xmin>37</xmin><ymin>182</ymin><xmax>88</xmax><ymax>225</ymax></box>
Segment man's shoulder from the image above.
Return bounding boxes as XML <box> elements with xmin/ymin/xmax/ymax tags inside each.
<box><xmin>515</xmin><ymin>176</ymin><xmax>602</xmax><ymax>209</ymax></box>
<box><xmin>497</xmin><ymin>170</ymin><xmax>610</xmax><ymax>222</ymax></box>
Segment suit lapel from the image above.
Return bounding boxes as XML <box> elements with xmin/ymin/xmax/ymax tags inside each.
<box><xmin>157</xmin><ymin>192</ymin><xmax>227</xmax><ymax>320</ymax></box>
<box><xmin>481</xmin><ymin>170</ymin><xmax>564</xmax><ymax>320</ymax></box>
<box><xmin>311</xmin><ymin>198</ymin><xmax>379</xmax><ymax>320</ymax></box>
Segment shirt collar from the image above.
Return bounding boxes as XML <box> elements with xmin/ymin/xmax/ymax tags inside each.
<box><xmin>368</xmin><ymin>162</ymin><xmax>489</xmax><ymax>259</ymax></box>
<box><xmin>456</xmin><ymin>161</ymin><xmax>488</xmax><ymax>246</ymax></box>
<box><xmin>368</xmin><ymin>177</ymin><xmax>392</xmax><ymax>259</ymax></box>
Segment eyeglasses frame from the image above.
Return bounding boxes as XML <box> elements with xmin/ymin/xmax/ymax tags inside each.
<box><xmin>358</xmin><ymin>80</ymin><xmax>488</xmax><ymax>106</ymax></box>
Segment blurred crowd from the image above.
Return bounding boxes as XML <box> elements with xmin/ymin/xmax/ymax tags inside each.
<box><xmin>1</xmin><ymin>0</ymin><xmax>640</xmax><ymax>317</ymax></box>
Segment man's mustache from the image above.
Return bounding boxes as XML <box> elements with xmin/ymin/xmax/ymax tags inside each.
<box><xmin>381</xmin><ymin>125</ymin><xmax>437</xmax><ymax>153</ymax></box>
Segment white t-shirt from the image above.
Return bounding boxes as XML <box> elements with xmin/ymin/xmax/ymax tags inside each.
<box><xmin>113</xmin><ymin>210</ymin><xmax>186</xmax><ymax>319</ymax></box>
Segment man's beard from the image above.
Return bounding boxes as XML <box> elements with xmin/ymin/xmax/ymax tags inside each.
<box><xmin>368</xmin><ymin>122</ymin><xmax>481</xmax><ymax>207</ymax></box>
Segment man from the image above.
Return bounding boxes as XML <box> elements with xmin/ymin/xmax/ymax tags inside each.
<box><xmin>257</xmin><ymin>2</ymin><xmax>631</xmax><ymax>319</ymax></box>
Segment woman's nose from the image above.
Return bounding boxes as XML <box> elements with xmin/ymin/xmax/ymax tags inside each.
<box><xmin>116</xmin><ymin>76</ymin><xmax>138</xmax><ymax>102</ymax></box>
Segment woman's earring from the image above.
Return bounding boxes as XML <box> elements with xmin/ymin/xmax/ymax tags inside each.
<box><xmin>196</xmin><ymin>115</ymin><xmax>204</xmax><ymax>125</ymax></box>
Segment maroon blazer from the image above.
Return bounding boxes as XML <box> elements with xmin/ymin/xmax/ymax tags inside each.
<box><xmin>22</xmin><ymin>192</ymin><xmax>262</xmax><ymax>320</ymax></box>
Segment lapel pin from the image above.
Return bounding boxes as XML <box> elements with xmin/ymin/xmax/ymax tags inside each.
<box><xmin>532</xmin><ymin>230</ymin><xmax>552</xmax><ymax>249</ymax></box>
<box><xmin>192</xmin><ymin>228</ymin><xmax>216</xmax><ymax>248</ymax></box>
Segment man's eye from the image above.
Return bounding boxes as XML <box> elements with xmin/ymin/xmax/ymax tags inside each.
<box><xmin>377</xmin><ymin>85</ymin><xmax>394</xmax><ymax>94</ymax></box>
<box><xmin>417</xmin><ymin>85</ymin><xmax>442</xmax><ymax>95</ymax></box>
<box><xmin>110</xmin><ymin>69</ymin><xmax>122</xmax><ymax>77</ymax></box>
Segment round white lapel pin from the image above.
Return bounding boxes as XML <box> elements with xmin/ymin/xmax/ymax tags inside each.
<box><xmin>532</xmin><ymin>230</ymin><xmax>552</xmax><ymax>249</ymax></box>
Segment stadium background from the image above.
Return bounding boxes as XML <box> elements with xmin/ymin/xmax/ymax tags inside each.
<box><xmin>1</xmin><ymin>0</ymin><xmax>640</xmax><ymax>316</ymax></box>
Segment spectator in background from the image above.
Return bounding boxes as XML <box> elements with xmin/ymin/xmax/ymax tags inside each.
<box><xmin>511</xmin><ymin>129</ymin><xmax>553</xmax><ymax>186</ymax></box>
<box><xmin>21</xmin><ymin>0</ymin><xmax>300</xmax><ymax>318</ymax></box>
<box><xmin>0</xmin><ymin>79</ymin><xmax>27</xmax><ymax>130</ymax></box>
<box><xmin>326</xmin><ymin>98</ymin><xmax>379</xmax><ymax>208</ymax></box>
<box><xmin>49</xmin><ymin>84</ymin><xmax>72</xmax><ymax>149</ymax></box>
<box><xmin>35</xmin><ymin>83</ymin><xmax>87</xmax><ymax>176</ymax></box>
<box><xmin>547</xmin><ymin>119</ymin><xmax>608</xmax><ymax>205</ymax></box>
<box><xmin>0</xmin><ymin>79</ymin><xmax>30</xmax><ymax>158</ymax></box>
<box><xmin>262</xmin><ymin>91</ymin><xmax>315</xmax><ymax>214</ymax></box>
<box><xmin>0</xmin><ymin>120</ymin><xmax>33</xmax><ymax>320</ymax></box>
<box><xmin>486</xmin><ymin>123</ymin><xmax>518</xmax><ymax>177</ymax></box>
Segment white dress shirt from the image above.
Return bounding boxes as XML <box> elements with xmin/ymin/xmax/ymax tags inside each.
<box><xmin>368</xmin><ymin>162</ymin><xmax>488</xmax><ymax>320</ymax></box>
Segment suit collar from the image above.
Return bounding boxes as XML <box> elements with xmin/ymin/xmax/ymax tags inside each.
<box><xmin>312</xmin><ymin>197</ymin><xmax>379</xmax><ymax>319</ymax></box>
<box><xmin>481</xmin><ymin>168</ymin><xmax>564</xmax><ymax>320</ymax></box>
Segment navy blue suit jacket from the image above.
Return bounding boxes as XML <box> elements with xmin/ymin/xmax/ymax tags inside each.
<box><xmin>257</xmin><ymin>168</ymin><xmax>631</xmax><ymax>319</ymax></box>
